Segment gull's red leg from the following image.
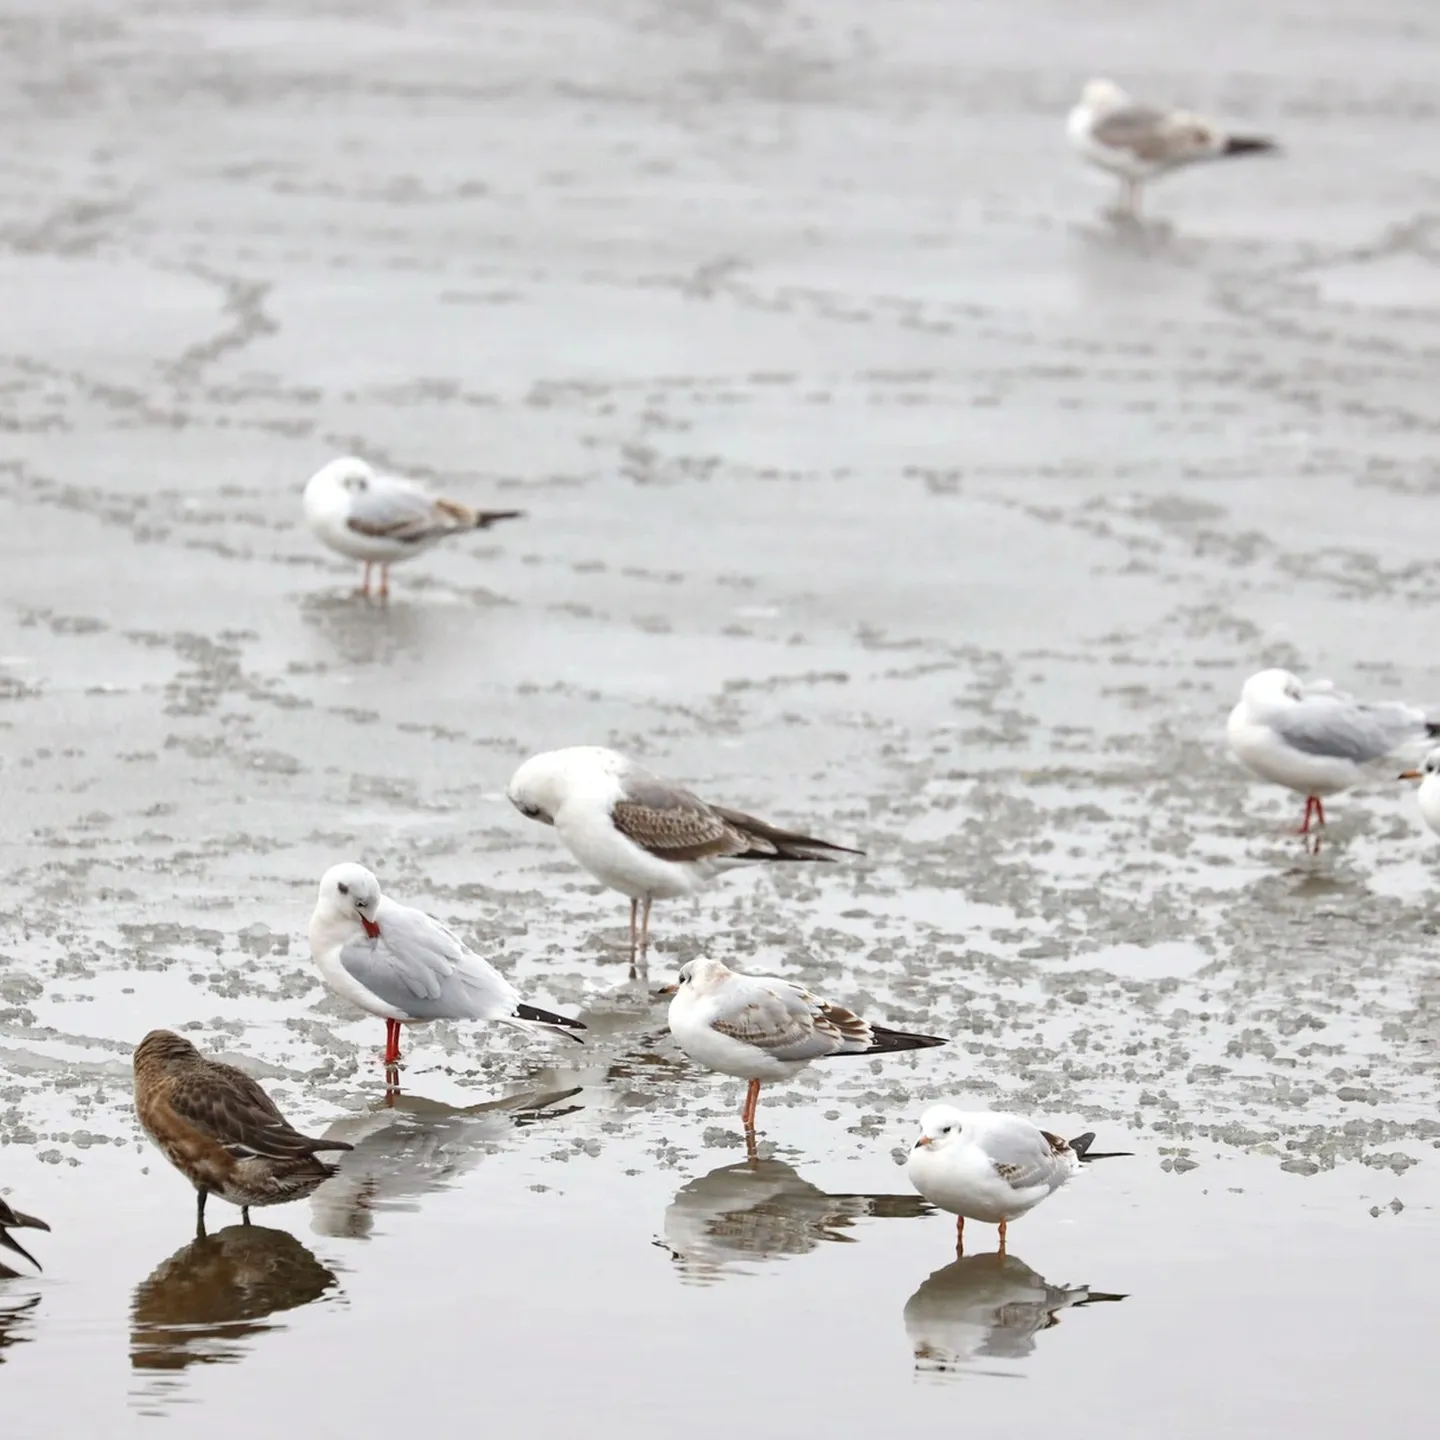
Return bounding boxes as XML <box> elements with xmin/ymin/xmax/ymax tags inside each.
<box><xmin>955</xmin><ymin>1215</ymin><xmax>965</xmax><ymax>1256</ymax></box>
<box><xmin>1315</xmin><ymin>798</ymin><xmax>1326</xmax><ymax>827</ymax></box>
<box><xmin>383</xmin><ymin>1018</ymin><xmax>402</xmax><ymax>1066</ymax></box>
<box><xmin>378</xmin><ymin>564</ymin><xmax>390</xmax><ymax>600</ymax></box>
<box><xmin>997</xmin><ymin>1219</ymin><xmax>1008</xmax><ymax>1255</ymax></box>
<box><xmin>358</xmin><ymin>562</ymin><xmax>371</xmax><ymax>597</ymax></box>
<box><xmin>740</xmin><ymin>1079</ymin><xmax>761</xmax><ymax>1131</ymax></box>
<box><xmin>628</xmin><ymin>898</ymin><xmax>638</xmax><ymax>965</ymax></box>
<box><xmin>1298</xmin><ymin>796</ymin><xmax>1315</xmax><ymax>835</ymax></box>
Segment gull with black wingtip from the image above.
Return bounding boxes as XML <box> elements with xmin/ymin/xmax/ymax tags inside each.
<box><xmin>507</xmin><ymin>746</ymin><xmax>862</xmax><ymax>967</ymax></box>
<box><xmin>303</xmin><ymin>455</ymin><xmax>523</xmax><ymax>598</ymax></box>
<box><xmin>308</xmin><ymin>861</ymin><xmax>586</xmax><ymax>1071</ymax></box>
<box><xmin>906</xmin><ymin>1105</ymin><xmax>1131</xmax><ymax>1254</ymax></box>
<box><xmin>666</xmin><ymin>957</ymin><xmax>946</xmax><ymax>1134</ymax></box>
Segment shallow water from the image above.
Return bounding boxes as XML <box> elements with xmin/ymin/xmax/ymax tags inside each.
<box><xmin>2</xmin><ymin>0</ymin><xmax>1440</xmax><ymax>1435</ymax></box>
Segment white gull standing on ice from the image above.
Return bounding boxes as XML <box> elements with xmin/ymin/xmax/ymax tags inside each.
<box><xmin>308</xmin><ymin>862</ymin><xmax>584</xmax><ymax>1072</ymax></box>
<box><xmin>303</xmin><ymin>456</ymin><xmax>522</xmax><ymax>598</ymax></box>
<box><xmin>905</xmin><ymin>1105</ymin><xmax>1131</xmax><ymax>1254</ymax></box>
<box><xmin>1067</xmin><ymin>78</ymin><xmax>1278</xmax><ymax>220</ymax></box>
<box><xmin>1227</xmin><ymin>668</ymin><xmax>1440</xmax><ymax>836</ymax></box>
<box><xmin>666</xmin><ymin>957</ymin><xmax>945</xmax><ymax>1134</ymax></box>
<box><xmin>506</xmin><ymin>746</ymin><xmax>862</xmax><ymax>965</ymax></box>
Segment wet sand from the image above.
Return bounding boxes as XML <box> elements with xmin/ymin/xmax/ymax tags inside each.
<box><xmin>2</xmin><ymin>1</ymin><xmax>1439</xmax><ymax>1435</ymax></box>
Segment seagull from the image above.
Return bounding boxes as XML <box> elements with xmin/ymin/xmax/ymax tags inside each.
<box><xmin>133</xmin><ymin>1030</ymin><xmax>355</xmax><ymax>1235</ymax></box>
<box><xmin>666</xmin><ymin>957</ymin><xmax>946</xmax><ymax>1133</ymax></box>
<box><xmin>506</xmin><ymin>746</ymin><xmax>862</xmax><ymax>965</ymax></box>
<box><xmin>302</xmin><ymin>456</ymin><xmax>523</xmax><ymax>598</ymax></box>
<box><xmin>0</xmin><ymin>1196</ymin><xmax>49</xmax><ymax>1278</ymax></box>
<box><xmin>308</xmin><ymin>861</ymin><xmax>586</xmax><ymax>1071</ymax></box>
<box><xmin>1067</xmin><ymin>77</ymin><xmax>1278</xmax><ymax>220</ymax></box>
<box><xmin>1227</xmin><ymin>668</ymin><xmax>1440</xmax><ymax>836</ymax></box>
<box><xmin>905</xmin><ymin>1105</ymin><xmax>1131</xmax><ymax>1254</ymax></box>
<box><xmin>1397</xmin><ymin>747</ymin><xmax>1440</xmax><ymax>839</ymax></box>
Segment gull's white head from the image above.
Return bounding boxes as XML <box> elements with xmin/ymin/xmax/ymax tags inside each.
<box><xmin>1240</xmin><ymin>668</ymin><xmax>1304</xmax><ymax>707</ymax></box>
<box><xmin>672</xmin><ymin>957</ymin><xmax>735</xmax><ymax>995</ymax></box>
<box><xmin>1399</xmin><ymin>746</ymin><xmax>1440</xmax><ymax>784</ymax></box>
<box><xmin>314</xmin><ymin>862</ymin><xmax>384</xmax><ymax>936</ymax></box>
<box><xmin>912</xmin><ymin>1104</ymin><xmax>967</xmax><ymax>1154</ymax></box>
<box><xmin>506</xmin><ymin>746</ymin><xmax>628</xmax><ymax>825</ymax></box>
<box><xmin>304</xmin><ymin>456</ymin><xmax>377</xmax><ymax>516</ymax></box>
<box><xmin>1081</xmin><ymin>78</ymin><xmax>1129</xmax><ymax>112</ymax></box>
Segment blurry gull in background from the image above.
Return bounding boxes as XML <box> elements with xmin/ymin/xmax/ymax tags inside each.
<box><xmin>303</xmin><ymin>455</ymin><xmax>522</xmax><ymax>599</ymax></box>
<box><xmin>1067</xmin><ymin>78</ymin><xmax>1278</xmax><ymax>220</ymax></box>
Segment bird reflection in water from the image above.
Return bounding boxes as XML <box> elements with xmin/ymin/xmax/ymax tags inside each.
<box><xmin>0</xmin><ymin>1289</ymin><xmax>41</xmax><ymax>1365</ymax></box>
<box><xmin>310</xmin><ymin>1084</ymin><xmax>584</xmax><ymax>1239</ymax></box>
<box><xmin>130</xmin><ymin>1223</ymin><xmax>340</xmax><ymax>1399</ymax></box>
<box><xmin>658</xmin><ymin>1155</ymin><xmax>931</xmax><ymax>1283</ymax></box>
<box><xmin>904</xmin><ymin>1251</ymin><xmax>1126</xmax><ymax>1377</ymax></box>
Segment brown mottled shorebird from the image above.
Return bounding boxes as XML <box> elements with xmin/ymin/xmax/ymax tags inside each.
<box><xmin>133</xmin><ymin>1030</ymin><xmax>353</xmax><ymax>1234</ymax></box>
<box><xmin>0</xmin><ymin>1196</ymin><xmax>50</xmax><ymax>1278</ymax></box>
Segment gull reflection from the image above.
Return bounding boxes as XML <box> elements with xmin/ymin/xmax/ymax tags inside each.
<box><xmin>310</xmin><ymin>1085</ymin><xmax>583</xmax><ymax>1239</ymax></box>
<box><xmin>129</xmin><ymin>1224</ymin><xmax>340</xmax><ymax>1391</ymax></box>
<box><xmin>904</xmin><ymin>1251</ymin><xmax>1126</xmax><ymax>1376</ymax></box>
<box><xmin>659</xmin><ymin>1155</ymin><xmax>930</xmax><ymax>1283</ymax></box>
<box><xmin>0</xmin><ymin>1288</ymin><xmax>41</xmax><ymax>1365</ymax></box>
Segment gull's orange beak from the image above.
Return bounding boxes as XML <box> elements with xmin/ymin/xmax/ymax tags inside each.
<box><xmin>1398</xmin><ymin>770</ymin><xmax>1423</xmax><ymax>782</ymax></box>
<box><xmin>915</xmin><ymin>1136</ymin><xmax>933</xmax><ymax>1148</ymax></box>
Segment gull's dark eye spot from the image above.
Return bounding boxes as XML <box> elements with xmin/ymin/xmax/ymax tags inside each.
<box><xmin>337</xmin><ymin>881</ymin><xmax>349</xmax><ymax>896</ymax></box>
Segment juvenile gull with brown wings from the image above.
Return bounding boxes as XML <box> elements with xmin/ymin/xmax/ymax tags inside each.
<box><xmin>1067</xmin><ymin>78</ymin><xmax>1278</xmax><ymax>220</ymax></box>
<box><xmin>666</xmin><ymin>957</ymin><xmax>946</xmax><ymax>1133</ymax></box>
<box><xmin>906</xmin><ymin>1105</ymin><xmax>1131</xmax><ymax>1254</ymax></box>
<box><xmin>133</xmin><ymin>1030</ymin><xmax>354</xmax><ymax>1234</ymax></box>
<box><xmin>506</xmin><ymin>746</ymin><xmax>862</xmax><ymax>965</ymax></box>
<box><xmin>303</xmin><ymin>456</ymin><xmax>522</xmax><ymax>598</ymax></box>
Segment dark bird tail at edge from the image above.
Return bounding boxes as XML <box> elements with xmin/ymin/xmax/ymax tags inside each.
<box><xmin>1069</xmin><ymin>1132</ymin><xmax>1134</xmax><ymax>1162</ymax></box>
<box><xmin>513</xmin><ymin>1003</ymin><xmax>587</xmax><ymax>1044</ymax></box>
<box><xmin>712</xmin><ymin>806</ymin><xmax>865</xmax><ymax>862</ymax></box>
<box><xmin>1222</xmin><ymin>135</ymin><xmax>1278</xmax><ymax>158</ymax></box>
<box><xmin>1425</xmin><ymin>720</ymin><xmax>1440</xmax><ymax>738</ymax></box>
<box><xmin>473</xmin><ymin>509</ymin><xmax>524</xmax><ymax>530</ymax></box>
<box><xmin>0</xmin><ymin>1205</ymin><xmax>49</xmax><ymax>1272</ymax></box>
<box><xmin>861</xmin><ymin>1024</ymin><xmax>948</xmax><ymax>1056</ymax></box>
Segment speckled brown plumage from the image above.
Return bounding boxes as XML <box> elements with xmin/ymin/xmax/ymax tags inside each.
<box><xmin>133</xmin><ymin>1029</ymin><xmax>353</xmax><ymax>1234</ymax></box>
<box><xmin>612</xmin><ymin>794</ymin><xmax>863</xmax><ymax>865</ymax></box>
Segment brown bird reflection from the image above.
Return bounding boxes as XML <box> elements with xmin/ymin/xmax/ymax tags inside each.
<box><xmin>904</xmin><ymin>1251</ymin><xmax>1126</xmax><ymax>1376</ymax></box>
<box><xmin>130</xmin><ymin>1224</ymin><xmax>341</xmax><ymax>1377</ymax></box>
<box><xmin>657</xmin><ymin>1156</ymin><xmax>932</xmax><ymax>1283</ymax></box>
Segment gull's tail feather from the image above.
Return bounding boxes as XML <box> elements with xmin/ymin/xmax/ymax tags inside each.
<box><xmin>509</xmin><ymin>1003</ymin><xmax>587</xmax><ymax>1044</ymax></box>
<box><xmin>1070</xmin><ymin>1132</ymin><xmax>1134</xmax><ymax>1161</ymax></box>
<box><xmin>471</xmin><ymin>509</ymin><xmax>524</xmax><ymax>530</ymax></box>
<box><xmin>860</xmin><ymin>1024</ymin><xmax>948</xmax><ymax>1056</ymax></box>
<box><xmin>433</xmin><ymin>497</ymin><xmax>525</xmax><ymax>532</ymax></box>
<box><xmin>1074</xmin><ymin>1290</ymin><xmax>1129</xmax><ymax>1306</ymax></box>
<box><xmin>1221</xmin><ymin>135</ymin><xmax>1278</xmax><ymax>158</ymax></box>
<box><xmin>711</xmin><ymin>806</ymin><xmax>865</xmax><ymax>862</ymax></box>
